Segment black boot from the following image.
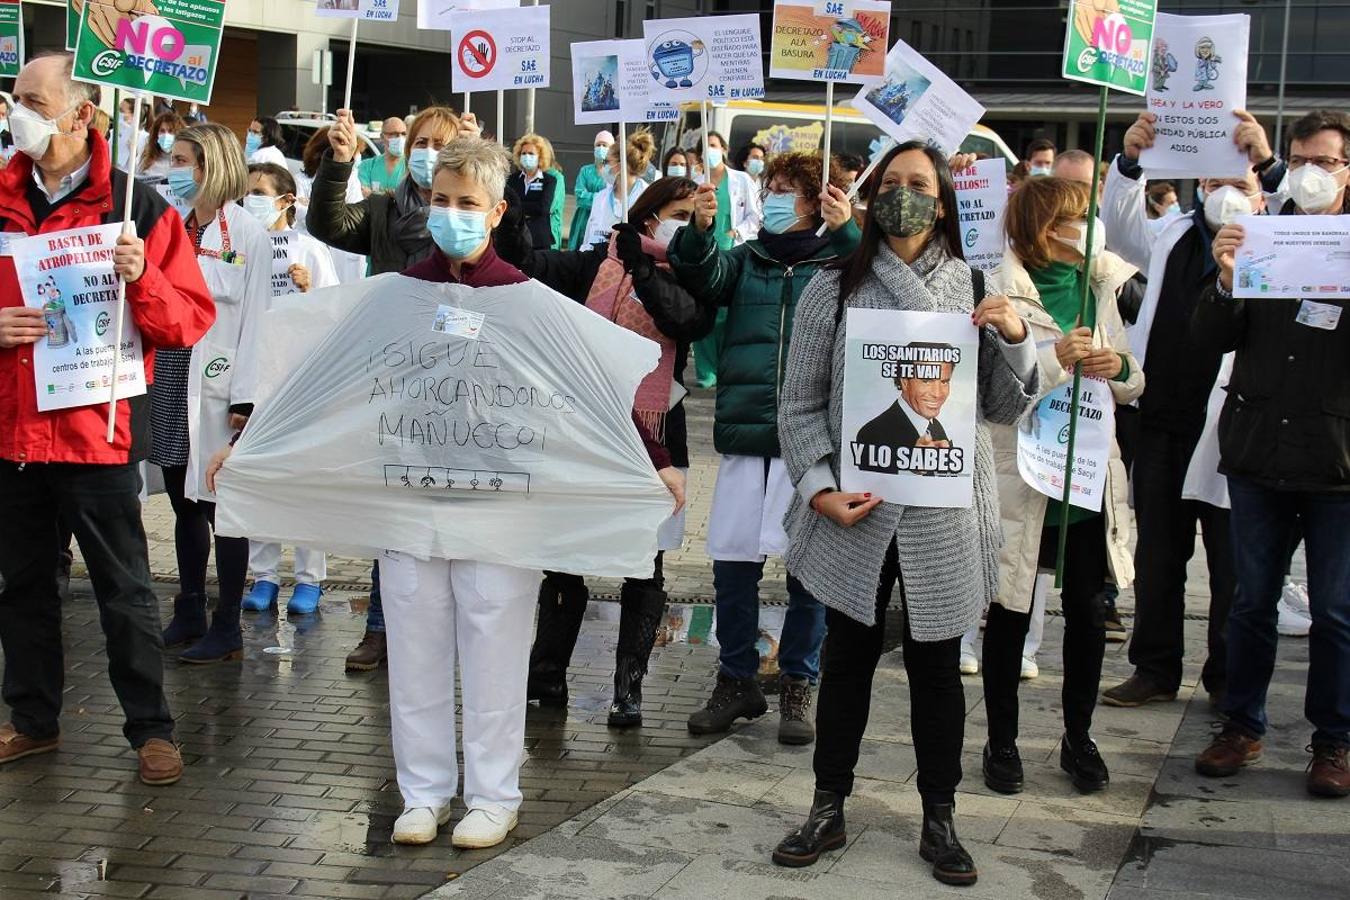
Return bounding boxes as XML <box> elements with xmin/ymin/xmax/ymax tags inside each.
<box><xmin>180</xmin><ymin>595</ymin><xmax>243</xmax><ymax>664</ymax></box>
<box><xmin>772</xmin><ymin>789</ymin><xmax>846</xmax><ymax>868</ymax></box>
<box><xmin>919</xmin><ymin>801</ymin><xmax>978</xmax><ymax>886</ymax></box>
<box><xmin>608</xmin><ymin>579</ymin><xmax>667</xmax><ymax>728</ymax></box>
<box><xmin>687</xmin><ymin>672</ymin><xmax>768</xmax><ymax>735</ymax></box>
<box><xmin>982</xmin><ymin>741</ymin><xmax>1024</xmax><ymax>794</ymax></box>
<box><xmin>526</xmin><ymin>574</ymin><xmax>589</xmax><ymax>707</ymax></box>
<box><xmin>162</xmin><ymin>593</ymin><xmax>208</xmax><ymax>648</ymax></box>
<box><xmin>1060</xmin><ymin>732</ymin><xmax>1110</xmax><ymax>793</ymax></box>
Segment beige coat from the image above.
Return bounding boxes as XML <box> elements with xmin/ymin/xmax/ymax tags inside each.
<box><xmin>987</xmin><ymin>248</ymin><xmax>1144</xmax><ymax>613</ymax></box>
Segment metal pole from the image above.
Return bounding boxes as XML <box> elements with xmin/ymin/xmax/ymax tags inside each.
<box><xmin>523</xmin><ymin>0</ymin><xmax>538</xmax><ymax>134</ymax></box>
<box><xmin>106</xmin><ymin>91</ymin><xmax>144</xmax><ymax>443</ymax></box>
<box><xmin>1055</xmin><ymin>85</ymin><xmax>1109</xmax><ymax>587</ymax></box>
<box><xmin>1274</xmin><ymin>0</ymin><xmax>1292</xmax><ymax>151</ymax></box>
<box><xmin>822</xmin><ymin>81</ymin><xmax>834</xmax><ymax>196</ymax></box>
<box><xmin>497</xmin><ymin>89</ymin><xmax>505</xmax><ymax>145</ymax></box>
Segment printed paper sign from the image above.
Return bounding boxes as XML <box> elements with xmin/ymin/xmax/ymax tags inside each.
<box><xmin>1139</xmin><ymin>13</ymin><xmax>1249</xmax><ymax>179</ymax></box>
<box><xmin>1017</xmin><ymin>376</ymin><xmax>1114</xmax><ymax>511</ymax></box>
<box><xmin>0</xmin><ymin>0</ymin><xmax>22</xmax><ymax>78</ymax></box>
<box><xmin>852</xmin><ymin>38</ymin><xmax>986</xmax><ymax>156</ymax></box>
<box><xmin>1233</xmin><ymin>214</ymin><xmax>1350</xmax><ymax>300</ymax></box>
<box><xmin>270</xmin><ymin>232</ymin><xmax>297</xmax><ymax>296</ymax></box>
<box><xmin>954</xmin><ymin>159</ymin><xmax>1008</xmax><ymax>272</ymax></box>
<box><xmin>450</xmin><ymin>4</ymin><xmax>549</xmax><ymax>92</ymax></box>
<box><xmin>1061</xmin><ymin>0</ymin><xmax>1157</xmax><ymax>96</ymax></box>
<box><xmin>315</xmin><ymin>0</ymin><xmax>402</xmax><ymax>21</ymax></box>
<box><xmin>9</xmin><ymin>224</ymin><xmax>147</xmax><ymax>413</ymax></box>
<box><xmin>768</xmin><ymin>1</ymin><xmax>890</xmax><ymax>84</ymax></box>
<box><xmin>841</xmin><ymin>309</ymin><xmax>979</xmax><ymax>508</ymax></box>
<box><xmin>642</xmin><ymin>14</ymin><xmax>765</xmax><ymax>104</ymax></box>
<box><xmin>571</xmin><ymin>40</ymin><xmax>623</xmax><ymax>126</ymax></box>
<box><xmin>72</xmin><ymin>0</ymin><xmax>226</xmax><ymax>105</ymax></box>
<box><xmin>416</xmin><ymin>0</ymin><xmax>516</xmax><ymax>32</ymax></box>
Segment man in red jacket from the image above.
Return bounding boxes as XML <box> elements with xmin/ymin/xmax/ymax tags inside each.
<box><xmin>0</xmin><ymin>53</ymin><xmax>214</xmax><ymax>785</ymax></box>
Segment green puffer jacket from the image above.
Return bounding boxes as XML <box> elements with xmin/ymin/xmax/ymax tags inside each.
<box><xmin>670</xmin><ymin>220</ymin><xmax>862</xmax><ymax>457</ymax></box>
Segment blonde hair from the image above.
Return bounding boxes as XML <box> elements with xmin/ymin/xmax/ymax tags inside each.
<box><xmin>1004</xmin><ymin>177</ymin><xmax>1091</xmax><ymax>270</ymax></box>
<box><xmin>608</xmin><ymin>128</ymin><xmax>655</xmax><ymax>178</ymax></box>
<box><xmin>512</xmin><ymin>133</ymin><xmax>556</xmax><ymax>171</ymax></box>
<box><xmin>176</xmin><ymin>123</ymin><xmax>249</xmax><ymax>210</ymax></box>
<box><xmin>434</xmin><ymin>138</ymin><xmax>513</xmax><ymax>205</ymax></box>
<box><xmin>408</xmin><ymin>106</ymin><xmax>461</xmax><ymax>150</ymax></box>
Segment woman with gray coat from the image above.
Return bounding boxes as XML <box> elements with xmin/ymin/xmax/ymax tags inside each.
<box><xmin>769</xmin><ymin>141</ymin><xmax>1039</xmax><ymax>887</ymax></box>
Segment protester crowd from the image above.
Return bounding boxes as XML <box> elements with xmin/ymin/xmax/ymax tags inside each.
<box><xmin>0</xmin><ymin>46</ymin><xmax>1346</xmax><ymax>889</ymax></box>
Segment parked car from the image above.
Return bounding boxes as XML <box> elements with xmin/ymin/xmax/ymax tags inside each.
<box><xmin>272</xmin><ymin>111</ymin><xmax>380</xmax><ymax>177</ymax></box>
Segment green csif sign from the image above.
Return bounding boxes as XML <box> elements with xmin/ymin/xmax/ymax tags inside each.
<box><xmin>72</xmin><ymin>0</ymin><xmax>226</xmax><ymax>105</ymax></box>
<box><xmin>1061</xmin><ymin>0</ymin><xmax>1156</xmax><ymax>96</ymax></box>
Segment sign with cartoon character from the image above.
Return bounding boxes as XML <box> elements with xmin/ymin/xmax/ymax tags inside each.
<box><xmin>840</xmin><ymin>308</ymin><xmax>979</xmax><ymax>508</ymax></box>
<box><xmin>9</xmin><ymin>224</ymin><xmax>147</xmax><ymax>413</ymax></box>
<box><xmin>1138</xmin><ymin>13</ymin><xmax>1250</xmax><ymax>179</ymax></box>
<box><xmin>449</xmin><ymin>3</ymin><xmax>549</xmax><ymax>93</ymax></box>
<box><xmin>71</xmin><ymin>0</ymin><xmax>226</xmax><ymax>105</ymax></box>
<box><xmin>1061</xmin><ymin>0</ymin><xmax>1157</xmax><ymax>96</ymax></box>
<box><xmin>0</xmin><ymin>0</ymin><xmax>22</xmax><ymax>78</ymax></box>
<box><xmin>852</xmin><ymin>37</ymin><xmax>985</xmax><ymax>156</ymax></box>
<box><xmin>768</xmin><ymin>1</ymin><xmax>890</xmax><ymax>83</ymax></box>
<box><xmin>641</xmin><ymin>14</ymin><xmax>764</xmax><ymax>103</ymax></box>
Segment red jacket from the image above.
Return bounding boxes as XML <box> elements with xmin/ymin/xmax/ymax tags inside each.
<box><xmin>0</xmin><ymin>132</ymin><xmax>214</xmax><ymax>465</ymax></box>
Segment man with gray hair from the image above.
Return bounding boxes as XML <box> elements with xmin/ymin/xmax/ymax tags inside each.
<box><xmin>0</xmin><ymin>53</ymin><xmax>214</xmax><ymax>786</ymax></box>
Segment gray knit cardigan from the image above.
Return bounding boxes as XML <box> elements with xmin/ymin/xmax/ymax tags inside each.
<box><xmin>779</xmin><ymin>242</ymin><xmax>1039</xmax><ymax>639</ymax></box>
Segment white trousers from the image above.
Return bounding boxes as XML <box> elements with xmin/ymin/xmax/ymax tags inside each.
<box><xmin>379</xmin><ymin>550</ymin><xmax>538</xmax><ymax>812</ymax></box>
<box><xmin>248</xmin><ymin>541</ymin><xmax>327</xmax><ymax>586</ymax></box>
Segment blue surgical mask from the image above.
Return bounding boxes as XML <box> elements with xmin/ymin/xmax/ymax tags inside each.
<box><xmin>157</xmin><ymin>132</ymin><xmax>174</xmax><ymax>153</ymax></box>
<box><xmin>409</xmin><ymin>147</ymin><xmax>435</xmax><ymax>188</ymax></box>
<box><xmin>667</xmin><ymin>164</ymin><xmax>687</xmax><ymax>179</ymax></box>
<box><xmin>242</xmin><ymin>194</ymin><xmax>284</xmax><ymax>229</ymax></box>
<box><xmin>1029</xmin><ymin>165</ymin><xmax>1052</xmax><ymax>177</ymax></box>
<box><xmin>594</xmin><ymin>144</ymin><xmax>610</xmax><ymax>163</ymax></box>
<box><xmin>1165</xmin><ymin>202</ymin><xmax>1181</xmax><ymax>217</ymax></box>
<box><xmin>747</xmin><ymin>158</ymin><xmax>765</xmax><ymax>177</ymax></box>
<box><xmin>245</xmin><ymin>132</ymin><xmax>262</xmax><ymax>156</ymax></box>
<box><xmin>428</xmin><ymin>207</ymin><xmax>489</xmax><ymax>259</ymax></box>
<box><xmin>705</xmin><ymin>147</ymin><xmax>724</xmax><ymax>170</ymax></box>
<box><xmin>519</xmin><ymin>152</ymin><xmax>539</xmax><ymax>171</ymax></box>
<box><xmin>386</xmin><ymin>136</ymin><xmax>405</xmax><ymax>158</ymax></box>
<box><xmin>167</xmin><ymin>165</ymin><xmax>199</xmax><ymax>201</ymax></box>
<box><xmin>761</xmin><ymin>191</ymin><xmax>803</xmax><ymax>234</ymax></box>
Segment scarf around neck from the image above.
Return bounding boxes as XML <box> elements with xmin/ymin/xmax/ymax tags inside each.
<box><xmin>757</xmin><ymin>226</ymin><xmax>831</xmax><ymax>266</ymax></box>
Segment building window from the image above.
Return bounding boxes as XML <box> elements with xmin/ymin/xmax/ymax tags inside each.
<box><xmin>930</xmin><ymin>23</ymin><xmax>939</xmax><ymax>49</ymax></box>
<box><xmin>910</xmin><ymin>20</ymin><xmax>922</xmax><ymax>48</ymax></box>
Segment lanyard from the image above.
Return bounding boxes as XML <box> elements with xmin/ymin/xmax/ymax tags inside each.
<box><xmin>192</xmin><ymin>210</ymin><xmax>242</xmax><ymax>264</ymax></box>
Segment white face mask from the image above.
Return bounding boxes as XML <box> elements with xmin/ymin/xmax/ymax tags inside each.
<box><xmin>651</xmin><ymin>217</ymin><xmax>684</xmax><ymax>245</ymax></box>
<box><xmin>1054</xmin><ymin>217</ymin><xmax>1106</xmax><ymax>261</ymax></box>
<box><xmin>10</xmin><ymin>101</ymin><xmax>78</xmax><ymax>160</ymax></box>
<box><xmin>1288</xmin><ymin>163</ymin><xmax>1347</xmax><ymax>213</ymax></box>
<box><xmin>1202</xmin><ymin>185</ymin><xmax>1258</xmax><ymax>230</ymax></box>
<box><xmin>242</xmin><ymin>194</ymin><xmax>285</xmax><ymax>229</ymax></box>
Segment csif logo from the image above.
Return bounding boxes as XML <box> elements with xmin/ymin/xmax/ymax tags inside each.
<box><xmin>95</xmin><ymin>311</ymin><xmax>111</xmax><ymax>337</ymax></box>
<box><xmin>204</xmin><ymin>357</ymin><xmax>230</xmax><ymax>378</ymax></box>
<box><xmin>90</xmin><ymin>50</ymin><xmax>124</xmax><ymax>77</ymax></box>
<box><xmin>964</xmin><ymin>227</ymin><xmax>978</xmax><ymax>248</ymax></box>
<box><xmin>1058</xmin><ymin>423</ymin><xmax>1071</xmax><ymax>445</ymax></box>
<box><xmin>1076</xmin><ymin>47</ymin><xmax>1097</xmax><ymax>74</ymax></box>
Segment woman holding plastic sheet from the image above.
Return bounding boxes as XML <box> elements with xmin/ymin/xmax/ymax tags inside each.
<box><xmin>769</xmin><ymin>141</ymin><xmax>1039</xmax><ymax>887</ymax></box>
<box><xmin>209</xmin><ymin>138</ymin><xmax>683</xmax><ymax>849</ymax></box>
<box><xmin>497</xmin><ymin>175</ymin><xmax>715</xmax><ymax>728</ymax></box>
<box><xmin>980</xmin><ymin>177</ymin><xmax>1142</xmax><ymax>801</ymax></box>
<box><xmin>154</xmin><ymin>124</ymin><xmax>273</xmax><ymax>665</ymax></box>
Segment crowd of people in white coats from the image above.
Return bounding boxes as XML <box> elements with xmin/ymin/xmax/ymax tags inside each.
<box><xmin>0</xmin><ymin>48</ymin><xmax>1346</xmax><ymax>888</ymax></box>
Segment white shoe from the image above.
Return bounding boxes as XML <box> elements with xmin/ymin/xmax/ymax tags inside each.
<box><xmin>1277</xmin><ymin>583</ymin><xmax>1312</xmax><ymax>637</ymax></box>
<box><xmin>451</xmin><ymin>806</ymin><xmax>518</xmax><ymax>849</ymax></box>
<box><xmin>392</xmin><ymin>804</ymin><xmax>453</xmax><ymax>845</ymax></box>
<box><xmin>1020</xmin><ymin>656</ymin><xmax>1039</xmax><ymax>680</ymax></box>
<box><xmin>959</xmin><ymin>643</ymin><xmax>979</xmax><ymax>676</ymax></box>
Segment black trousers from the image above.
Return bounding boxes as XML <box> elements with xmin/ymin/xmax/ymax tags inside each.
<box><xmin>0</xmin><ymin>462</ymin><xmax>174</xmax><ymax>747</ymax></box>
<box><xmin>814</xmin><ymin>542</ymin><xmax>964</xmax><ymax>805</ymax></box>
<box><xmin>161</xmin><ymin>464</ymin><xmax>247</xmax><ymax>609</ymax></box>
<box><xmin>1129</xmin><ymin>426</ymin><xmax>1235</xmax><ymax>693</ymax></box>
<box><xmin>983</xmin><ymin>516</ymin><xmax>1107</xmax><ymax>747</ymax></box>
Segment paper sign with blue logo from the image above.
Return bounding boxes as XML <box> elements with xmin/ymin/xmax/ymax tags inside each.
<box><xmin>642</xmin><ymin>14</ymin><xmax>765</xmax><ymax>104</ymax></box>
<box><xmin>1017</xmin><ymin>375</ymin><xmax>1114</xmax><ymax>511</ymax></box>
<box><xmin>953</xmin><ymin>159</ymin><xmax>1008</xmax><ymax>273</ymax></box>
<box><xmin>72</xmin><ymin>0</ymin><xmax>226</xmax><ymax>105</ymax></box>
<box><xmin>10</xmin><ymin>224</ymin><xmax>147</xmax><ymax>413</ymax></box>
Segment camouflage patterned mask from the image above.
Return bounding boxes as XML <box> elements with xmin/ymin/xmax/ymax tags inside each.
<box><xmin>872</xmin><ymin>185</ymin><xmax>938</xmax><ymax>238</ymax></box>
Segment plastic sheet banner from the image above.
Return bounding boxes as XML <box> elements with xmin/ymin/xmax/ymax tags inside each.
<box><xmin>215</xmin><ymin>276</ymin><xmax>674</xmax><ymax>578</ymax></box>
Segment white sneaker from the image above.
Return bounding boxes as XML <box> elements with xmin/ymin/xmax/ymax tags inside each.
<box><xmin>392</xmin><ymin>804</ymin><xmax>453</xmax><ymax>845</ymax></box>
<box><xmin>1277</xmin><ymin>582</ymin><xmax>1312</xmax><ymax>637</ymax></box>
<box><xmin>1020</xmin><ymin>656</ymin><xmax>1039</xmax><ymax>680</ymax></box>
<box><xmin>959</xmin><ymin>643</ymin><xmax>979</xmax><ymax>676</ymax></box>
<box><xmin>451</xmin><ymin>806</ymin><xmax>518</xmax><ymax>849</ymax></box>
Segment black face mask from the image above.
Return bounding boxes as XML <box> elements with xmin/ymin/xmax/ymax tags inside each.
<box><xmin>871</xmin><ymin>185</ymin><xmax>938</xmax><ymax>238</ymax></box>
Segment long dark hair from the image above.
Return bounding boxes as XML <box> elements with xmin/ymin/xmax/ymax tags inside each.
<box><xmin>834</xmin><ymin>140</ymin><xmax>964</xmax><ymax>309</ymax></box>
<box><xmin>256</xmin><ymin>116</ymin><xmax>284</xmax><ymax>150</ymax></box>
<box><xmin>627</xmin><ymin>176</ymin><xmax>698</xmax><ymax>232</ymax></box>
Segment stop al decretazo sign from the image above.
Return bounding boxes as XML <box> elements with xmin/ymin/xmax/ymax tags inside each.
<box><xmin>72</xmin><ymin>0</ymin><xmax>226</xmax><ymax>105</ymax></box>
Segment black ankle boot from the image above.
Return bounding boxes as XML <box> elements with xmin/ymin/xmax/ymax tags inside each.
<box><xmin>983</xmin><ymin>741</ymin><xmax>1024</xmax><ymax>794</ymax></box>
<box><xmin>526</xmin><ymin>574</ymin><xmax>589</xmax><ymax>707</ymax></box>
<box><xmin>919</xmin><ymin>801</ymin><xmax>978</xmax><ymax>886</ymax></box>
<box><xmin>1060</xmin><ymin>732</ymin><xmax>1110</xmax><ymax>793</ymax></box>
<box><xmin>772</xmin><ymin>789</ymin><xmax>846</xmax><ymax>868</ymax></box>
<box><xmin>608</xmin><ymin>579</ymin><xmax>667</xmax><ymax>728</ymax></box>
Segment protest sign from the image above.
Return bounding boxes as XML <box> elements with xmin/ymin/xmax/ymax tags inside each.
<box><xmin>1017</xmin><ymin>376</ymin><xmax>1114</xmax><ymax>512</ymax></box>
<box><xmin>269</xmin><ymin>233</ymin><xmax>298</xmax><ymax>297</ymax></box>
<box><xmin>215</xmin><ymin>276</ymin><xmax>674</xmax><ymax>578</ymax></box>
<box><xmin>768</xmin><ymin>1</ymin><xmax>890</xmax><ymax>83</ymax></box>
<box><xmin>840</xmin><ymin>309</ymin><xmax>978</xmax><ymax>508</ymax></box>
<box><xmin>1233</xmin><ymin>214</ymin><xmax>1350</xmax><ymax>300</ymax></box>
<box><xmin>954</xmin><ymin>159</ymin><xmax>1008</xmax><ymax>272</ymax></box>
<box><xmin>417</xmin><ymin>0</ymin><xmax>515</xmax><ymax>32</ymax></box>
<box><xmin>1061</xmin><ymin>0</ymin><xmax>1157</xmax><ymax>96</ymax></box>
<box><xmin>72</xmin><ymin>0</ymin><xmax>226</xmax><ymax>105</ymax></box>
<box><xmin>66</xmin><ymin>0</ymin><xmax>79</xmax><ymax>51</ymax></box>
<box><xmin>0</xmin><ymin>0</ymin><xmax>22</xmax><ymax>78</ymax></box>
<box><xmin>642</xmin><ymin>14</ymin><xmax>765</xmax><ymax>104</ymax></box>
<box><xmin>450</xmin><ymin>3</ymin><xmax>549</xmax><ymax>92</ymax></box>
<box><xmin>571</xmin><ymin>39</ymin><xmax>669</xmax><ymax>126</ymax></box>
<box><xmin>1139</xmin><ymin>13</ymin><xmax>1250</xmax><ymax>179</ymax></box>
<box><xmin>852</xmin><ymin>38</ymin><xmax>985</xmax><ymax>156</ymax></box>
<box><xmin>315</xmin><ymin>0</ymin><xmax>401</xmax><ymax>21</ymax></box>
<box><xmin>9</xmin><ymin>224</ymin><xmax>146</xmax><ymax>414</ymax></box>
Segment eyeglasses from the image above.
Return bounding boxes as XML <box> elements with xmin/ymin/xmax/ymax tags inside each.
<box><xmin>1288</xmin><ymin>155</ymin><xmax>1349</xmax><ymax>173</ymax></box>
<box><xmin>757</xmin><ymin>189</ymin><xmax>804</xmax><ymax>204</ymax></box>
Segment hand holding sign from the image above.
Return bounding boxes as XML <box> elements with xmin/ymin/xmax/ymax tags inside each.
<box><xmin>1055</xmin><ymin>326</ymin><xmax>1094</xmax><ymax>371</ymax></box>
<box><xmin>112</xmin><ymin>232</ymin><xmax>146</xmax><ymax>283</ymax></box>
<box><xmin>1212</xmin><ymin>222</ymin><xmax>1244</xmax><ymax>291</ymax></box>
<box><xmin>1232</xmin><ymin>109</ymin><xmax>1272</xmax><ymax>165</ymax></box>
<box><xmin>1123</xmin><ymin>111</ymin><xmax>1156</xmax><ymax>159</ymax></box>
<box><xmin>329</xmin><ymin>109</ymin><xmax>358</xmax><ymax>164</ymax></box>
<box><xmin>819</xmin><ymin>184</ymin><xmax>852</xmax><ymax>232</ymax></box>
<box><xmin>972</xmin><ymin>294</ymin><xmax>1027</xmax><ymax>343</ymax></box>
<box><xmin>810</xmin><ymin>490</ymin><xmax>882</xmax><ymax>527</ymax></box>
<box><xmin>0</xmin><ymin>307</ymin><xmax>47</xmax><ymax>349</ymax></box>
<box><xmin>692</xmin><ymin>183</ymin><xmax>718</xmax><ymax>232</ymax></box>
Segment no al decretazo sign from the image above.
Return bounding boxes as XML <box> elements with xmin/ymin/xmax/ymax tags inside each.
<box><xmin>72</xmin><ymin>0</ymin><xmax>226</xmax><ymax>105</ymax></box>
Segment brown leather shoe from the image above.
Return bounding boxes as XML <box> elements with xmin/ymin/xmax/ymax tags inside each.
<box><xmin>345</xmin><ymin>630</ymin><xmax>388</xmax><ymax>672</ymax></box>
<box><xmin>1307</xmin><ymin>744</ymin><xmax>1350</xmax><ymax>798</ymax></box>
<box><xmin>0</xmin><ymin>722</ymin><xmax>58</xmax><ymax>764</ymax></box>
<box><xmin>138</xmin><ymin>739</ymin><xmax>183</xmax><ymax>786</ymax></box>
<box><xmin>1195</xmin><ymin>726</ymin><xmax>1263</xmax><ymax>777</ymax></box>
